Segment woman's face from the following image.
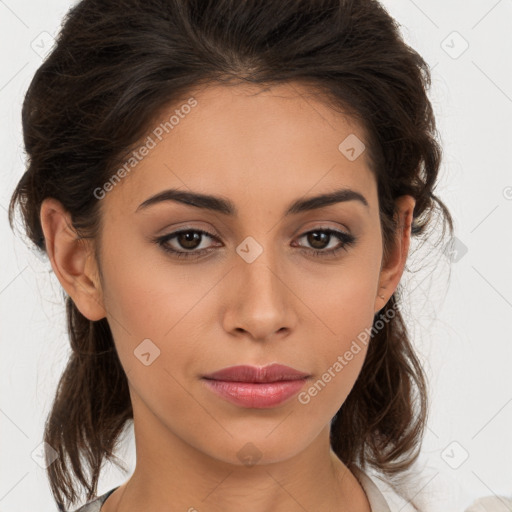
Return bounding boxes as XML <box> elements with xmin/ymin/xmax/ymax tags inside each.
<box><xmin>59</xmin><ymin>82</ymin><xmax>412</xmax><ymax>467</ymax></box>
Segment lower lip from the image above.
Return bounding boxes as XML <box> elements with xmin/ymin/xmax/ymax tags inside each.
<box><xmin>201</xmin><ymin>378</ymin><xmax>308</xmax><ymax>408</ymax></box>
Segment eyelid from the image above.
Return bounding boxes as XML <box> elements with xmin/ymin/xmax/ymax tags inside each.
<box><xmin>293</xmin><ymin>227</ymin><xmax>356</xmax><ymax>256</ymax></box>
<box><xmin>294</xmin><ymin>220</ymin><xmax>352</xmax><ymax>236</ymax></box>
<box><xmin>160</xmin><ymin>227</ymin><xmax>221</xmax><ymax>247</ymax></box>
<box><xmin>152</xmin><ymin>224</ymin><xmax>356</xmax><ymax>260</ymax></box>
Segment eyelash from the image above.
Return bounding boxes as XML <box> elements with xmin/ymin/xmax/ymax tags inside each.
<box><xmin>153</xmin><ymin>227</ymin><xmax>356</xmax><ymax>260</ymax></box>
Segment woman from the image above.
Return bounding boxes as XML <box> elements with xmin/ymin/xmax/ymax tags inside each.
<box><xmin>8</xmin><ymin>0</ymin><xmax>454</xmax><ymax>510</ymax></box>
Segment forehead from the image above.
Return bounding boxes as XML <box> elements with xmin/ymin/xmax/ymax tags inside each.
<box><xmin>103</xmin><ymin>82</ymin><xmax>377</xmax><ymax>217</ymax></box>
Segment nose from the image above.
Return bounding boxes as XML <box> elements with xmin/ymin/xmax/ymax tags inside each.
<box><xmin>221</xmin><ymin>255</ymin><xmax>297</xmax><ymax>342</ymax></box>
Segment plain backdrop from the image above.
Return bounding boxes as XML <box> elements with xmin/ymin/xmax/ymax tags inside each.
<box><xmin>1</xmin><ymin>1</ymin><xmax>511</xmax><ymax>511</ymax></box>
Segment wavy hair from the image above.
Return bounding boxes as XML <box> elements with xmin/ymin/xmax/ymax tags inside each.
<box><xmin>8</xmin><ymin>0</ymin><xmax>453</xmax><ymax>509</ymax></box>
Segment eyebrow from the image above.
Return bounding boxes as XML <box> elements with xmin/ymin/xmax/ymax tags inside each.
<box><xmin>136</xmin><ymin>187</ymin><xmax>369</xmax><ymax>216</ymax></box>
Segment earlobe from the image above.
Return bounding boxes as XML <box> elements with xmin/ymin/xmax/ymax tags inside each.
<box><xmin>40</xmin><ymin>198</ymin><xmax>106</xmax><ymax>321</ymax></box>
<box><xmin>374</xmin><ymin>195</ymin><xmax>416</xmax><ymax>314</ymax></box>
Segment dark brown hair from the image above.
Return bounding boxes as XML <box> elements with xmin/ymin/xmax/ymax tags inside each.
<box><xmin>9</xmin><ymin>0</ymin><xmax>453</xmax><ymax>509</ymax></box>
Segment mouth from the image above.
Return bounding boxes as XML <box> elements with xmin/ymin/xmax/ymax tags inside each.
<box><xmin>201</xmin><ymin>364</ymin><xmax>311</xmax><ymax>408</ymax></box>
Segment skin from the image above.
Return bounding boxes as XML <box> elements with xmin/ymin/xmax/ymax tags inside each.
<box><xmin>40</xmin><ymin>82</ymin><xmax>415</xmax><ymax>512</ymax></box>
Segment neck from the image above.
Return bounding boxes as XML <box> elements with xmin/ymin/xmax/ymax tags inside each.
<box><xmin>104</xmin><ymin>396</ymin><xmax>371</xmax><ymax>512</ymax></box>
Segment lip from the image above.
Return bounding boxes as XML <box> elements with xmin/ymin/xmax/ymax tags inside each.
<box><xmin>201</xmin><ymin>364</ymin><xmax>311</xmax><ymax>409</ymax></box>
<box><xmin>202</xmin><ymin>364</ymin><xmax>310</xmax><ymax>382</ymax></box>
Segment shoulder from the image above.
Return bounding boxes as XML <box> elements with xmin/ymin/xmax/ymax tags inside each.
<box><xmin>353</xmin><ymin>462</ymin><xmax>473</xmax><ymax>512</ymax></box>
<box><xmin>68</xmin><ymin>487</ymin><xmax>119</xmax><ymax>512</ymax></box>
<box><xmin>352</xmin><ymin>466</ymin><xmax>418</xmax><ymax>512</ymax></box>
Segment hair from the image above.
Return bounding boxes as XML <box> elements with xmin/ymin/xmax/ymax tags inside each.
<box><xmin>9</xmin><ymin>0</ymin><xmax>454</xmax><ymax>509</ymax></box>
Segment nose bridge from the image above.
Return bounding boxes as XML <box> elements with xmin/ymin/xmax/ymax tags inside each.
<box><xmin>235</xmin><ymin>229</ymin><xmax>283</xmax><ymax>294</ymax></box>
<box><xmin>242</xmin><ymin>256</ymin><xmax>281</xmax><ymax>301</ymax></box>
<box><xmin>239</xmin><ymin>243</ymin><xmax>285</xmax><ymax>309</ymax></box>
<box><xmin>224</xmin><ymin>238</ymin><xmax>295</xmax><ymax>339</ymax></box>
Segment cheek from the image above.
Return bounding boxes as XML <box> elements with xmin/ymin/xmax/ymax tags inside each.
<box><xmin>99</xmin><ymin>253</ymin><xmax>214</xmax><ymax>421</ymax></box>
<box><xmin>293</xmin><ymin>251</ymin><xmax>380</xmax><ymax>342</ymax></box>
<box><xmin>294</xmin><ymin>287</ymin><xmax>374</xmax><ymax>423</ymax></box>
<box><xmin>99</xmin><ymin>237</ymin><xmax>231</xmax><ymax>394</ymax></box>
<box><xmin>100</xmin><ymin>229</ymin><xmax>218</xmax><ymax>339</ymax></box>
<box><xmin>291</xmin><ymin>253</ymin><xmax>379</xmax><ymax>409</ymax></box>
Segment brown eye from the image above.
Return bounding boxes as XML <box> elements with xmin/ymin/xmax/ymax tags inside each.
<box><xmin>176</xmin><ymin>231</ymin><xmax>203</xmax><ymax>250</ymax></box>
<box><xmin>155</xmin><ymin>228</ymin><xmax>221</xmax><ymax>259</ymax></box>
<box><xmin>294</xmin><ymin>228</ymin><xmax>357</xmax><ymax>257</ymax></box>
<box><xmin>306</xmin><ymin>231</ymin><xmax>331</xmax><ymax>249</ymax></box>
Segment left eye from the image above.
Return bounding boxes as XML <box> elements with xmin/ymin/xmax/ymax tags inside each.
<box><xmin>294</xmin><ymin>229</ymin><xmax>354</xmax><ymax>252</ymax></box>
<box><xmin>153</xmin><ymin>227</ymin><xmax>356</xmax><ymax>259</ymax></box>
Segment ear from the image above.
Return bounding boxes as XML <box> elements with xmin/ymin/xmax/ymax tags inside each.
<box><xmin>40</xmin><ymin>198</ymin><xmax>106</xmax><ymax>321</ymax></box>
<box><xmin>375</xmin><ymin>195</ymin><xmax>416</xmax><ymax>313</ymax></box>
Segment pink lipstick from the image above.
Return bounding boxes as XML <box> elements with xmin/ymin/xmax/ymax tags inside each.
<box><xmin>201</xmin><ymin>364</ymin><xmax>310</xmax><ymax>409</ymax></box>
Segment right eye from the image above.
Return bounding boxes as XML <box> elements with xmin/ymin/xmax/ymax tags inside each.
<box><xmin>153</xmin><ymin>228</ymin><xmax>222</xmax><ymax>259</ymax></box>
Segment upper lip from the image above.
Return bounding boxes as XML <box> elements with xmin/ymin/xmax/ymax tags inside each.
<box><xmin>202</xmin><ymin>364</ymin><xmax>310</xmax><ymax>383</ymax></box>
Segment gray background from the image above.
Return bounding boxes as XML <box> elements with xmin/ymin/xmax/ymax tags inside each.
<box><xmin>1</xmin><ymin>0</ymin><xmax>511</xmax><ymax>510</ymax></box>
